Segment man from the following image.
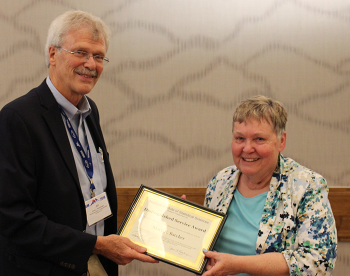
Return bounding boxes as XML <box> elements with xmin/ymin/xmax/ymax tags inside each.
<box><xmin>0</xmin><ymin>10</ymin><xmax>157</xmax><ymax>276</ymax></box>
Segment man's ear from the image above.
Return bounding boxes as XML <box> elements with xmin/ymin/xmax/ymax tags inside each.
<box><xmin>48</xmin><ymin>46</ymin><xmax>58</xmax><ymax>66</ymax></box>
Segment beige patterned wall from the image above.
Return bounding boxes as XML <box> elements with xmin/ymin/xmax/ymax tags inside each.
<box><xmin>0</xmin><ymin>0</ymin><xmax>349</xmax><ymax>275</ymax></box>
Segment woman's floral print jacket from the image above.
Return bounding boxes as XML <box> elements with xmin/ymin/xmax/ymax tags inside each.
<box><xmin>204</xmin><ymin>154</ymin><xmax>337</xmax><ymax>276</ymax></box>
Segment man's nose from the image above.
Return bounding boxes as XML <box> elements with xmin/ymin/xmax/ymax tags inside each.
<box><xmin>84</xmin><ymin>55</ymin><xmax>97</xmax><ymax>70</ymax></box>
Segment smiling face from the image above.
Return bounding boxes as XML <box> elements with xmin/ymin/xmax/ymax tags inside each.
<box><xmin>232</xmin><ymin>118</ymin><xmax>286</xmax><ymax>185</ymax></box>
<box><xmin>48</xmin><ymin>26</ymin><xmax>106</xmax><ymax>106</ymax></box>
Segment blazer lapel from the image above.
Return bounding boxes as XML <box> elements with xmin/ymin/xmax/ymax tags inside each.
<box><xmin>37</xmin><ymin>81</ymin><xmax>80</xmax><ymax>186</ymax></box>
<box><xmin>256</xmin><ymin>182</ymin><xmax>281</xmax><ymax>254</ymax></box>
<box><xmin>213</xmin><ymin>170</ymin><xmax>240</xmax><ymax>214</ymax></box>
<box><xmin>85</xmin><ymin>101</ymin><xmax>119</xmax><ymax>234</ymax></box>
<box><xmin>85</xmin><ymin>112</ymin><xmax>103</xmax><ymax>154</ymax></box>
<box><xmin>256</xmin><ymin>158</ymin><xmax>285</xmax><ymax>254</ymax></box>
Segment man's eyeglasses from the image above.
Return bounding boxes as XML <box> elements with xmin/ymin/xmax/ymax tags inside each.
<box><xmin>57</xmin><ymin>47</ymin><xmax>109</xmax><ymax>66</ymax></box>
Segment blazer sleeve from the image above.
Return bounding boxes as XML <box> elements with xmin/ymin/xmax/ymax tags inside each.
<box><xmin>0</xmin><ymin>106</ymin><xmax>96</xmax><ymax>274</ymax></box>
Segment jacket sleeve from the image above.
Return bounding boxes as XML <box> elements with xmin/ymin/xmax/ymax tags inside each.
<box><xmin>281</xmin><ymin>175</ymin><xmax>337</xmax><ymax>276</ymax></box>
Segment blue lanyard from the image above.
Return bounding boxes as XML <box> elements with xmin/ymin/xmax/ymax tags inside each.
<box><xmin>58</xmin><ymin>105</ymin><xmax>96</xmax><ymax>197</ymax></box>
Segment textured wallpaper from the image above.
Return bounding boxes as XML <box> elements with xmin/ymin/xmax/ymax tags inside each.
<box><xmin>0</xmin><ymin>1</ymin><xmax>349</xmax><ymax>275</ymax></box>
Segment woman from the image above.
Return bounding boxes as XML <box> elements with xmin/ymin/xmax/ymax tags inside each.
<box><xmin>202</xmin><ymin>96</ymin><xmax>337</xmax><ymax>276</ymax></box>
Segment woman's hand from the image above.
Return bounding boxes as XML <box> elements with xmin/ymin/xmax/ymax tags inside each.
<box><xmin>201</xmin><ymin>250</ymin><xmax>289</xmax><ymax>276</ymax></box>
<box><xmin>202</xmin><ymin>250</ymin><xmax>238</xmax><ymax>276</ymax></box>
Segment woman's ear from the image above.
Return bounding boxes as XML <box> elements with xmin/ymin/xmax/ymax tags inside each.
<box><xmin>279</xmin><ymin>132</ymin><xmax>287</xmax><ymax>152</ymax></box>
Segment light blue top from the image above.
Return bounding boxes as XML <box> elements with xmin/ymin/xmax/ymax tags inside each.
<box><xmin>214</xmin><ymin>189</ymin><xmax>268</xmax><ymax>276</ymax></box>
<box><xmin>47</xmin><ymin>76</ymin><xmax>107</xmax><ymax>236</ymax></box>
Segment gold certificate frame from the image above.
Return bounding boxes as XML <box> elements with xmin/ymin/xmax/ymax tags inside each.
<box><xmin>117</xmin><ymin>185</ymin><xmax>227</xmax><ymax>274</ymax></box>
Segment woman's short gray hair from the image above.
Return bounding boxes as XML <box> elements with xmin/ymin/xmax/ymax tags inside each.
<box><xmin>232</xmin><ymin>95</ymin><xmax>287</xmax><ymax>137</ymax></box>
<box><xmin>44</xmin><ymin>10</ymin><xmax>111</xmax><ymax>67</ymax></box>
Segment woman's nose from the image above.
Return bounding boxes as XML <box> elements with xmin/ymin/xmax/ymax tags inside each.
<box><xmin>242</xmin><ymin>141</ymin><xmax>254</xmax><ymax>153</ymax></box>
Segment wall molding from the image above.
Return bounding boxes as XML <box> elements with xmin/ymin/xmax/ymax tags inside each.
<box><xmin>116</xmin><ymin>187</ymin><xmax>350</xmax><ymax>242</ymax></box>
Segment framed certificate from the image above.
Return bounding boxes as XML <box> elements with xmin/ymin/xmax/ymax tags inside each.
<box><xmin>117</xmin><ymin>185</ymin><xmax>227</xmax><ymax>274</ymax></box>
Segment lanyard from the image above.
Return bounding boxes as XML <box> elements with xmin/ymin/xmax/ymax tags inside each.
<box><xmin>58</xmin><ymin>105</ymin><xmax>96</xmax><ymax>197</ymax></box>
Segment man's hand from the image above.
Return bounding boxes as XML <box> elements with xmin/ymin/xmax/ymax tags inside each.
<box><xmin>93</xmin><ymin>235</ymin><xmax>159</xmax><ymax>265</ymax></box>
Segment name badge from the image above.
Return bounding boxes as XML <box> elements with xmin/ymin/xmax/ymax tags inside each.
<box><xmin>85</xmin><ymin>192</ymin><xmax>112</xmax><ymax>226</ymax></box>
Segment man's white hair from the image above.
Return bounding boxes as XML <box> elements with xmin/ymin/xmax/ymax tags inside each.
<box><xmin>44</xmin><ymin>10</ymin><xmax>111</xmax><ymax>67</ymax></box>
